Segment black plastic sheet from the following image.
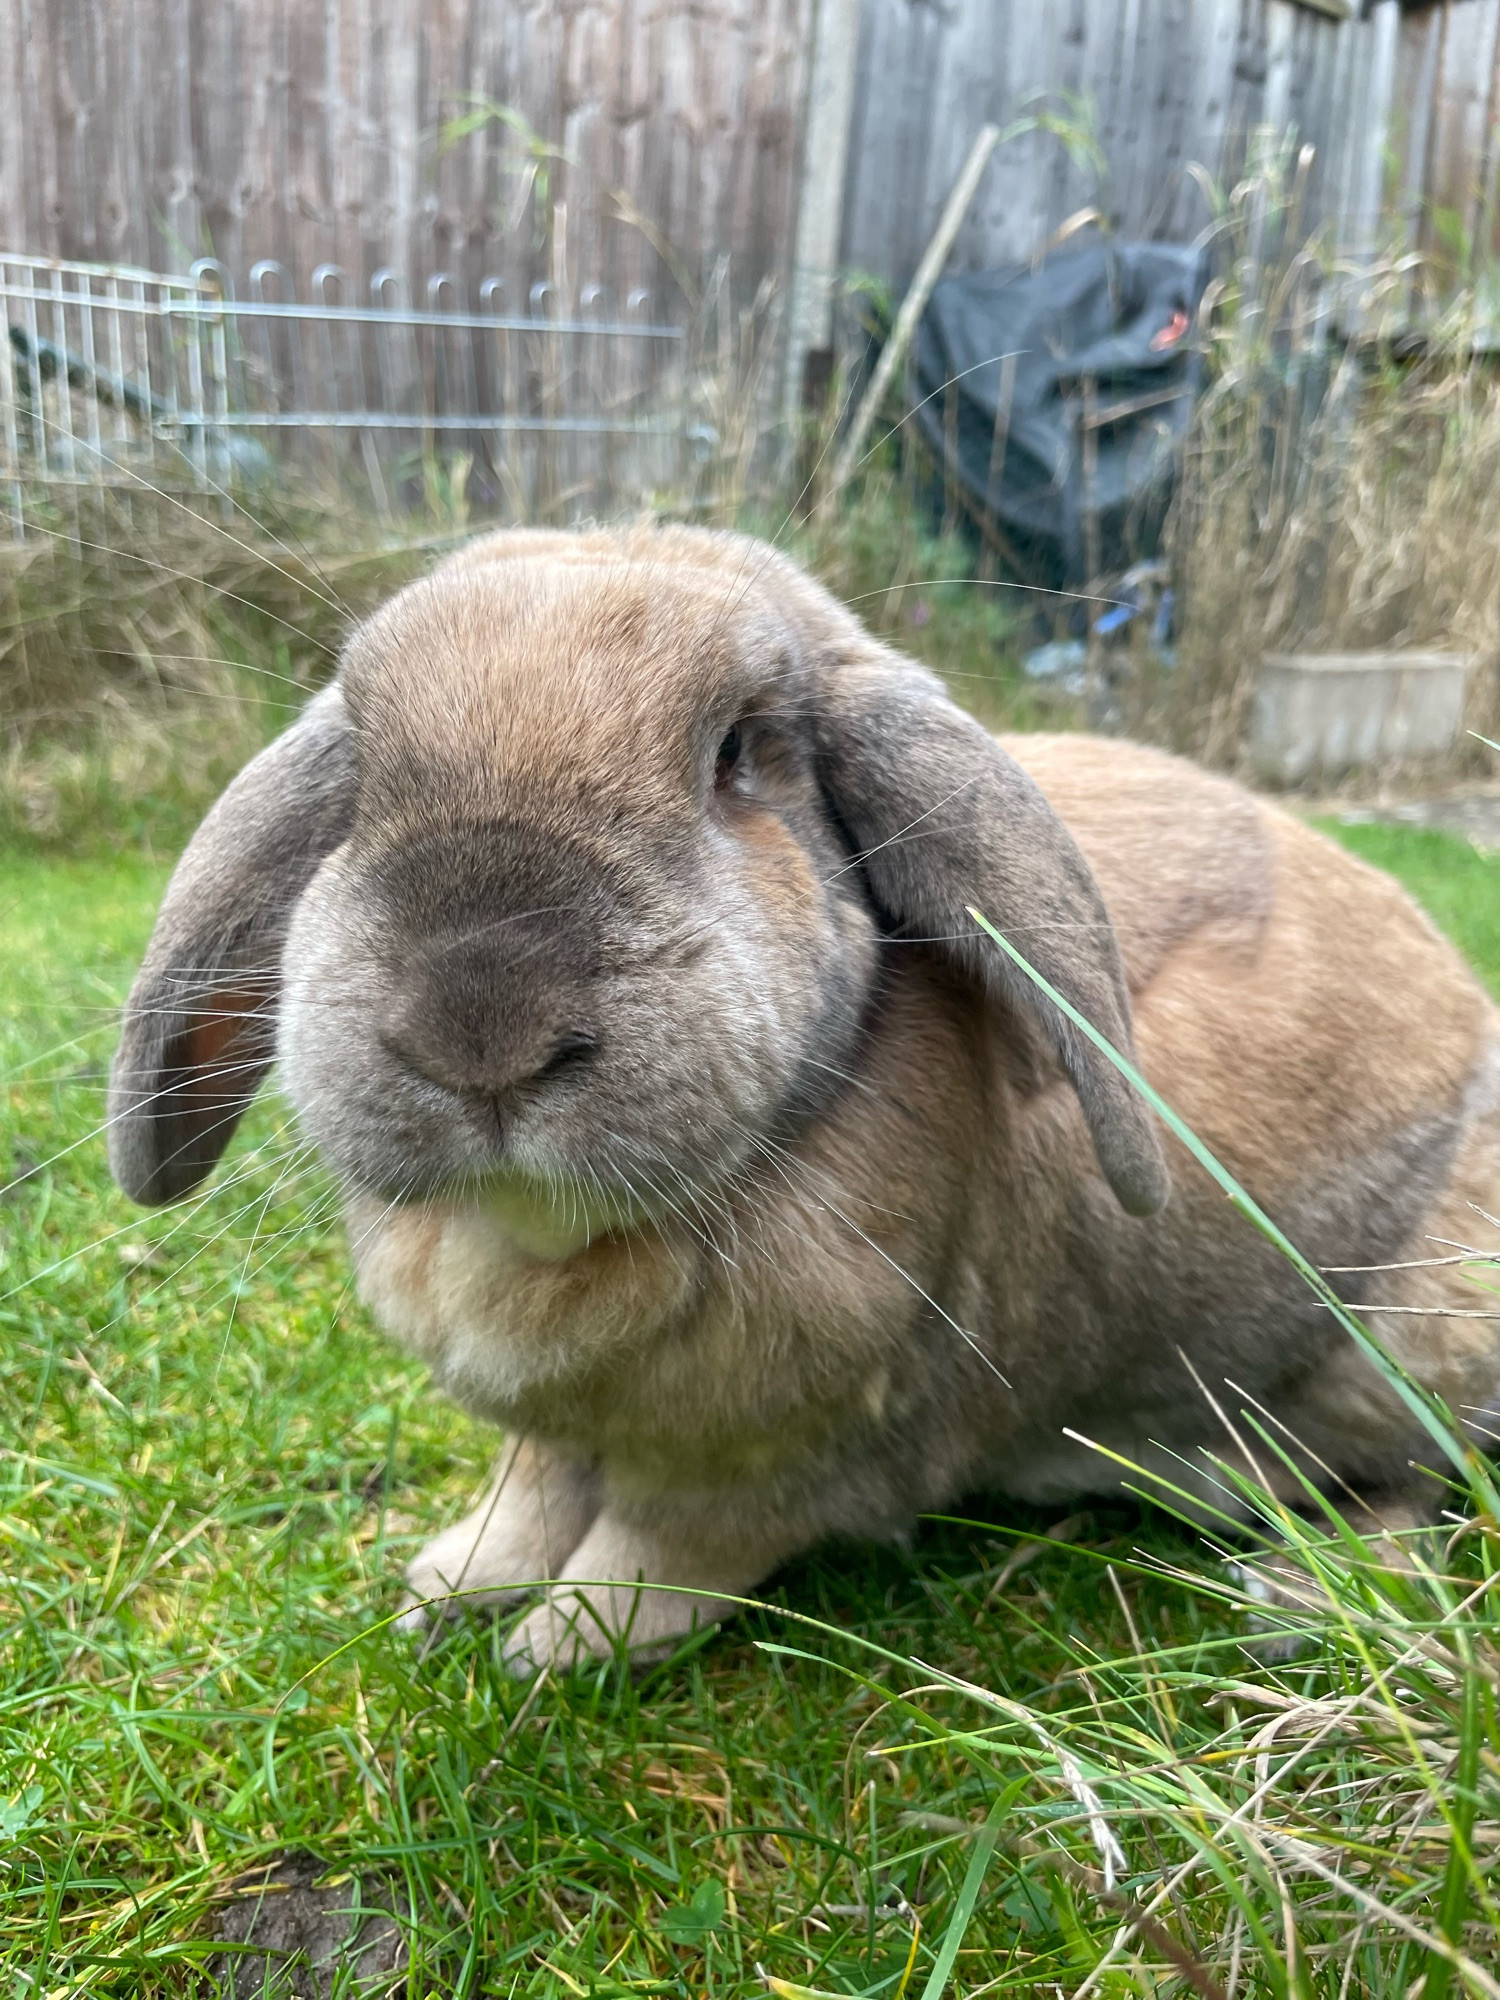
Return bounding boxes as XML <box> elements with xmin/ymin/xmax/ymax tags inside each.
<box><xmin>910</xmin><ymin>241</ymin><xmax>1211</xmax><ymax>586</ymax></box>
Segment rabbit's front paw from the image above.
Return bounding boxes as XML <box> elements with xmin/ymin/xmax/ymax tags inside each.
<box><xmin>498</xmin><ymin>1511</ymin><xmax>766</xmax><ymax>1675</ymax></box>
<box><xmin>499</xmin><ymin>1577</ymin><xmax>730</xmax><ymax>1674</ymax></box>
<box><xmin>398</xmin><ymin>1520</ymin><xmax>538</xmax><ymax>1631</ymax></box>
<box><xmin>397</xmin><ymin>1439</ymin><xmax>600</xmax><ymax>1632</ymax></box>
<box><xmin>499</xmin><ymin>1579</ymin><xmax>698</xmax><ymax>1672</ymax></box>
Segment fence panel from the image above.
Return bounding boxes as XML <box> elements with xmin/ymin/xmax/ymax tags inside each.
<box><xmin>0</xmin><ymin>252</ymin><xmax>700</xmax><ymax>537</ymax></box>
<box><xmin>0</xmin><ymin>0</ymin><xmax>811</xmax><ymax>336</ymax></box>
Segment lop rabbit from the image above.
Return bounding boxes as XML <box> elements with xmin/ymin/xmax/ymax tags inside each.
<box><xmin>109</xmin><ymin>526</ymin><xmax>1500</xmax><ymax>1668</ymax></box>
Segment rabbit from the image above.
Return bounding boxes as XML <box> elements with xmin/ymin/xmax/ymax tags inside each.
<box><xmin>107</xmin><ymin>522</ymin><xmax>1500</xmax><ymax>1671</ymax></box>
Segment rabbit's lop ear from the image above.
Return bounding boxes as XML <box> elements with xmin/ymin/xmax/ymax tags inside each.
<box><xmin>815</xmin><ymin>654</ymin><xmax>1170</xmax><ymax>1217</ymax></box>
<box><xmin>108</xmin><ymin>685</ymin><xmax>354</xmax><ymax>1205</ymax></box>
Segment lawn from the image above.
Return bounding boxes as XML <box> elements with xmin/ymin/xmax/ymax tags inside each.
<box><xmin>2</xmin><ymin>821</ymin><xmax>1497</xmax><ymax>1996</ymax></box>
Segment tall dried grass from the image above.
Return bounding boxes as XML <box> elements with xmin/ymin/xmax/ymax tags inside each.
<box><xmin>0</xmin><ymin>488</ymin><xmax>441</xmax><ymax>846</ymax></box>
<box><xmin>1165</xmin><ymin>139</ymin><xmax>1500</xmax><ymax>773</ymax></box>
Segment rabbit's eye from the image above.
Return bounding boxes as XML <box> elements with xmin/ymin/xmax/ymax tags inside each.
<box><xmin>714</xmin><ymin>723</ymin><xmax>743</xmax><ymax>790</ymax></box>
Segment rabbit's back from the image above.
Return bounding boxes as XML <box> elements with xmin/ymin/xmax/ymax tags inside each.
<box><xmin>1007</xmin><ymin>735</ymin><xmax>1489</xmax><ymax>1216</ymax></box>
<box><xmin>987</xmin><ymin>734</ymin><xmax>1499</xmax><ymax>1497</ymax></box>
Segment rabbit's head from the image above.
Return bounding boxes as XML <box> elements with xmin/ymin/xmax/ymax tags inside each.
<box><xmin>108</xmin><ymin>527</ymin><xmax>1168</xmax><ymax>1242</ymax></box>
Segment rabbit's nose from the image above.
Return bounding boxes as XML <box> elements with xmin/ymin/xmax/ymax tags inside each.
<box><xmin>378</xmin><ymin>1016</ymin><xmax>597</xmax><ymax>1105</ymax></box>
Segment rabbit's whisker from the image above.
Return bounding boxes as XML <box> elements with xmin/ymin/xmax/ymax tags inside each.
<box><xmin>0</xmin><ymin>1134</ymin><xmax>319</xmax><ymax>1306</ymax></box>
<box><xmin>795</xmin><ymin>1052</ymin><xmax>881</xmax><ymax>1101</ymax></box>
<box><xmin>88</xmin><ymin>646</ymin><xmax>325</xmax><ymax>694</ymax></box>
<box><xmin>603</xmin><ymin>1137</ymin><xmax>734</xmax><ymax>1264</ymax></box>
<box><xmin>212</xmin><ymin>1133</ymin><xmax>335</xmax><ymax>1378</ymax></box>
<box><xmin>0</xmin><ymin>1053</ymin><xmax>298</xmax><ymax>1202</ymax></box>
<box><xmin>46</xmin><ymin>1153</ymin><xmax>328</xmax><ymax>1359</ymax></box>
<box><xmin>819</xmin><ymin>774</ymin><xmax>982</xmax><ymax>888</ymax></box>
<box><xmin>21</xmin><ymin>397</ymin><xmax>360</xmax><ymax>620</ymax></box>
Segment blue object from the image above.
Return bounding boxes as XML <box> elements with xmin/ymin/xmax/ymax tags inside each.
<box><xmin>1092</xmin><ymin>599</ymin><xmax>1137</xmax><ymax>637</ymax></box>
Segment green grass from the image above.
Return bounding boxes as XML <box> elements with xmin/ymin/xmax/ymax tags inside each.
<box><xmin>1</xmin><ymin>827</ymin><xmax>1497</xmax><ymax>1995</ymax></box>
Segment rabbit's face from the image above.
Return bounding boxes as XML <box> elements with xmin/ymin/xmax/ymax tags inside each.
<box><xmin>109</xmin><ymin>528</ymin><xmax>1167</xmax><ymax>1231</ymax></box>
<box><xmin>276</xmin><ymin>560</ymin><xmax>880</xmax><ymax>1230</ymax></box>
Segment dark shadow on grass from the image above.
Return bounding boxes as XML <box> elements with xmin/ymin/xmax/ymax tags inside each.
<box><xmin>686</xmin><ymin>1493</ymin><xmax>1211</xmax><ymax>1680</ymax></box>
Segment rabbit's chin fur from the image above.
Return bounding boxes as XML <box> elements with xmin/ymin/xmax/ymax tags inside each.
<box><xmin>473</xmin><ymin>1170</ymin><xmax>652</xmax><ymax>1261</ymax></box>
<box><xmin>107</xmin><ymin>525</ymin><xmax>1500</xmax><ymax>1674</ymax></box>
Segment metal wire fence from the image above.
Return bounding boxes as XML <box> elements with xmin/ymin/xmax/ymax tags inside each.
<box><xmin>0</xmin><ymin>252</ymin><xmax>706</xmax><ymax>536</ymax></box>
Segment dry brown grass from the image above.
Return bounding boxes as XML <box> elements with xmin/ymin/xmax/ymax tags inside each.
<box><xmin>0</xmin><ymin>492</ymin><xmax>438</xmax><ymax>844</ymax></box>
<box><xmin>0</xmin><ymin>409</ymin><xmax>1039</xmax><ymax>851</ymax></box>
<box><xmin>1163</xmin><ymin>142</ymin><xmax>1500</xmax><ymax>773</ymax></box>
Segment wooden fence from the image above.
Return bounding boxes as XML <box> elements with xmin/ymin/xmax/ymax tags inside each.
<box><xmin>6</xmin><ymin>1</ymin><xmax>1500</xmax><ymax>403</ymax></box>
<box><xmin>841</xmin><ymin>0</ymin><xmax>1500</xmax><ymax>292</ymax></box>
<box><xmin>0</xmin><ymin>0</ymin><xmax>811</xmax><ymax>326</ymax></box>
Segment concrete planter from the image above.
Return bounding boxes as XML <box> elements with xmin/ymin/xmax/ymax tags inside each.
<box><xmin>1251</xmin><ymin>650</ymin><xmax>1474</xmax><ymax>784</ymax></box>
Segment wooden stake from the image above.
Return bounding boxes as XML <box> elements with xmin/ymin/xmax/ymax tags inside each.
<box><xmin>821</xmin><ymin>121</ymin><xmax>1001</xmax><ymax>513</ymax></box>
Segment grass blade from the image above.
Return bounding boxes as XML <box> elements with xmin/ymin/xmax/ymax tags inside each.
<box><xmin>917</xmin><ymin>1794</ymin><xmax>1004</xmax><ymax>2000</ymax></box>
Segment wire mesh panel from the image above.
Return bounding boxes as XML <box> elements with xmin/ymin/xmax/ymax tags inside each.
<box><xmin>0</xmin><ymin>251</ymin><xmax>698</xmax><ymax>537</ymax></box>
<box><xmin>0</xmin><ymin>254</ymin><xmax>226</xmax><ymax>535</ymax></box>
